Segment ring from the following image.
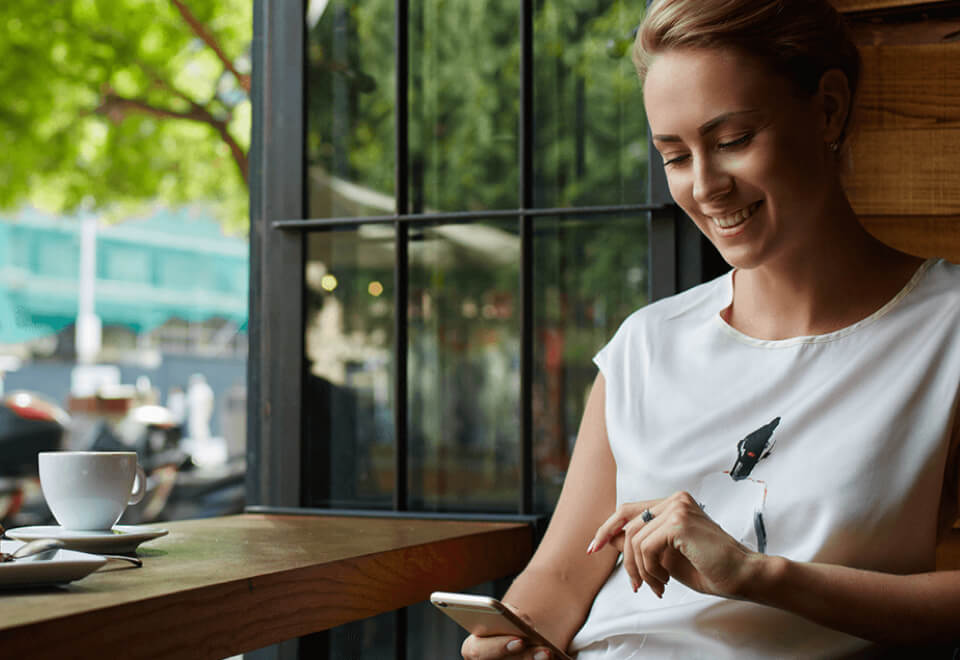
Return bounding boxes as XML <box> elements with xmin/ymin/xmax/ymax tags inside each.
<box><xmin>641</xmin><ymin>509</ymin><xmax>654</xmax><ymax>523</ymax></box>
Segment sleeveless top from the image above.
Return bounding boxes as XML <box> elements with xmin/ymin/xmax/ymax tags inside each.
<box><xmin>570</xmin><ymin>258</ymin><xmax>960</xmax><ymax>659</ymax></box>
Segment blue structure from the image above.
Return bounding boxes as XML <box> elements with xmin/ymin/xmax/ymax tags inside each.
<box><xmin>0</xmin><ymin>208</ymin><xmax>248</xmax><ymax>343</ymax></box>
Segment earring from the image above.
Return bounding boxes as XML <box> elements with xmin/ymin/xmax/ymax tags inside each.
<box><xmin>829</xmin><ymin>141</ymin><xmax>841</xmax><ymax>153</ymax></box>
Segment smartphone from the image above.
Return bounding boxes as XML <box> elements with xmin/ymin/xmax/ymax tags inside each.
<box><xmin>430</xmin><ymin>592</ymin><xmax>573</xmax><ymax>660</ymax></box>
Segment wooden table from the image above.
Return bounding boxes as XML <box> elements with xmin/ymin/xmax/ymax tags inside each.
<box><xmin>0</xmin><ymin>514</ymin><xmax>533</xmax><ymax>659</ymax></box>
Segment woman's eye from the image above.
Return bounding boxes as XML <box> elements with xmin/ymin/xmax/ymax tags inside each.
<box><xmin>718</xmin><ymin>133</ymin><xmax>753</xmax><ymax>149</ymax></box>
<box><xmin>663</xmin><ymin>154</ymin><xmax>690</xmax><ymax>167</ymax></box>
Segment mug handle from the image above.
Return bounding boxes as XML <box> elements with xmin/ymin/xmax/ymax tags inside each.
<box><xmin>128</xmin><ymin>464</ymin><xmax>147</xmax><ymax>505</ymax></box>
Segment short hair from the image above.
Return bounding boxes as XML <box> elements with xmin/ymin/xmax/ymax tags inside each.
<box><xmin>635</xmin><ymin>0</ymin><xmax>861</xmax><ymax>143</ymax></box>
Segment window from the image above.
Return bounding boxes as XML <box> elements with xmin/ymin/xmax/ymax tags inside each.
<box><xmin>250</xmin><ymin>1</ymin><xmax>722</xmax><ymax>657</ymax></box>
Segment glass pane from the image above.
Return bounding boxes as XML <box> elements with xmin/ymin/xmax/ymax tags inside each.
<box><xmin>534</xmin><ymin>1</ymin><xmax>649</xmax><ymax>208</ymax></box>
<box><xmin>302</xmin><ymin>229</ymin><xmax>395</xmax><ymax>509</ymax></box>
<box><xmin>533</xmin><ymin>214</ymin><xmax>649</xmax><ymax>512</ymax></box>
<box><xmin>408</xmin><ymin>221</ymin><xmax>520</xmax><ymax>512</ymax></box>
<box><xmin>306</xmin><ymin>0</ymin><xmax>396</xmax><ymax>218</ymax></box>
<box><xmin>408</xmin><ymin>1</ymin><xmax>520</xmax><ymax>213</ymax></box>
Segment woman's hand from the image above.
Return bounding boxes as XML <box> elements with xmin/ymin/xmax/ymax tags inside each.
<box><xmin>460</xmin><ymin>633</ymin><xmax>554</xmax><ymax>660</ymax></box>
<box><xmin>460</xmin><ymin>604</ymin><xmax>557</xmax><ymax>660</ymax></box>
<box><xmin>586</xmin><ymin>491</ymin><xmax>764</xmax><ymax>599</ymax></box>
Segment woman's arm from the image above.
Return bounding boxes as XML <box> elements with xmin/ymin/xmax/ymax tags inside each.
<box><xmin>745</xmin><ymin>558</ymin><xmax>960</xmax><ymax>644</ymax></box>
<box><xmin>462</xmin><ymin>373</ymin><xmax>620</xmax><ymax>658</ymax></box>
<box><xmin>502</xmin><ymin>373</ymin><xmax>620</xmax><ymax>646</ymax></box>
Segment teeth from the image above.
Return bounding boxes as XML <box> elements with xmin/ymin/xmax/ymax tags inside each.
<box><xmin>711</xmin><ymin>202</ymin><xmax>760</xmax><ymax>229</ymax></box>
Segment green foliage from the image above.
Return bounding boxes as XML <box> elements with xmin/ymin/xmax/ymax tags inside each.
<box><xmin>0</xmin><ymin>0</ymin><xmax>251</xmax><ymax>233</ymax></box>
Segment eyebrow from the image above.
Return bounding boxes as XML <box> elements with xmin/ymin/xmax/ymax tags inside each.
<box><xmin>652</xmin><ymin>110</ymin><xmax>761</xmax><ymax>143</ymax></box>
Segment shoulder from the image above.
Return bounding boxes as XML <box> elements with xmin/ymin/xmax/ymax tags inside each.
<box><xmin>922</xmin><ymin>259</ymin><xmax>960</xmax><ymax>296</ymax></box>
<box><xmin>617</xmin><ymin>270</ymin><xmax>730</xmax><ymax>336</ymax></box>
<box><xmin>901</xmin><ymin>259</ymin><xmax>960</xmax><ymax>319</ymax></box>
<box><xmin>597</xmin><ymin>271</ymin><xmax>730</xmax><ymax>366</ymax></box>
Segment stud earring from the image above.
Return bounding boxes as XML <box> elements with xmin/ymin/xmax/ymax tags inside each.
<box><xmin>829</xmin><ymin>141</ymin><xmax>841</xmax><ymax>153</ymax></box>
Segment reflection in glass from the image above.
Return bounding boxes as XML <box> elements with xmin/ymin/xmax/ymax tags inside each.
<box><xmin>306</xmin><ymin>0</ymin><xmax>396</xmax><ymax>218</ymax></box>
<box><xmin>533</xmin><ymin>215</ymin><xmax>649</xmax><ymax>512</ymax></box>
<box><xmin>303</xmin><ymin>229</ymin><xmax>395</xmax><ymax>509</ymax></box>
<box><xmin>408</xmin><ymin>221</ymin><xmax>520</xmax><ymax>512</ymax></box>
<box><xmin>534</xmin><ymin>1</ymin><xmax>648</xmax><ymax>208</ymax></box>
<box><xmin>408</xmin><ymin>1</ymin><xmax>520</xmax><ymax>213</ymax></box>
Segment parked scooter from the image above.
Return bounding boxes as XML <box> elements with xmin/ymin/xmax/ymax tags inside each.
<box><xmin>0</xmin><ymin>391</ymin><xmax>69</xmax><ymax>526</ymax></box>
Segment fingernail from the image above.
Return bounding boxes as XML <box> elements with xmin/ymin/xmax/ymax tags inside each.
<box><xmin>534</xmin><ymin>652</ymin><xmax>549</xmax><ymax>660</ymax></box>
<box><xmin>632</xmin><ymin>581</ymin><xmax>639</xmax><ymax>592</ymax></box>
<box><xmin>586</xmin><ymin>540</ymin><xmax>596</xmax><ymax>554</ymax></box>
<box><xmin>506</xmin><ymin>639</ymin><xmax>523</xmax><ymax>652</ymax></box>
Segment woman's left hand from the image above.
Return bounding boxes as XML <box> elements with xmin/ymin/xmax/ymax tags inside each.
<box><xmin>586</xmin><ymin>491</ymin><xmax>763</xmax><ymax>600</ymax></box>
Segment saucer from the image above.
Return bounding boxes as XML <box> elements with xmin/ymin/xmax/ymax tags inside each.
<box><xmin>5</xmin><ymin>525</ymin><xmax>169</xmax><ymax>554</ymax></box>
<box><xmin>0</xmin><ymin>541</ymin><xmax>106</xmax><ymax>589</ymax></box>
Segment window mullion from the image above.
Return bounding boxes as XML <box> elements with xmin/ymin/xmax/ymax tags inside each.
<box><xmin>394</xmin><ymin>0</ymin><xmax>410</xmax><ymax>514</ymax></box>
<box><xmin>519</xmin><ymin>0</ymin><xmax>534</xmax><ymax>516</ymax></box>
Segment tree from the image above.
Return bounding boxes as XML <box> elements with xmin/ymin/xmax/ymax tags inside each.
<box><xmin>0</xmin><ymin>0</ymin><xmax>251</xmax><ymax>233</ymax></box>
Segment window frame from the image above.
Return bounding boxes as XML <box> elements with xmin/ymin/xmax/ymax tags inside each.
<box><xmin>249</xmin><ymin>0</ymin><xmax>722</xmax><ymax>514</ymax></box>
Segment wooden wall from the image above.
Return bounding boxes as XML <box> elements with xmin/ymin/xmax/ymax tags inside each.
<box><xmin>831</xmin><ymin>1</ymin><xmax>960</xmax><ymax>263</ymax></box>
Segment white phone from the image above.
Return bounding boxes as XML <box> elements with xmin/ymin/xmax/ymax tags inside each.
<box><xmin>430</xmin><ymin>592</ymin><xmax>573</xmax><ymax>660</ymax></box>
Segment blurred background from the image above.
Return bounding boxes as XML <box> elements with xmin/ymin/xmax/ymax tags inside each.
<box><xmin>0</xmin><ymin>0</ymin><xmax>251</xmax><ymax>531</ymax></box>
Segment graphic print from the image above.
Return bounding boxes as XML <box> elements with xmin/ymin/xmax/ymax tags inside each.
<box><xmin>693</xmin><ymin>417</ymin><xmax>781</xmax><ymax>554</ymax></box>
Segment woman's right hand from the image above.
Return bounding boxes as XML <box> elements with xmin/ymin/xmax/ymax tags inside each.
<box><xmin>461</xmin><ymin>633</ymin><xmax>554</xmax><ymax>660</ymax></box>
<box><xmin>461</xmin><ymin>603</ymin><xmax>556</xmax><ymax>660</ymax></box>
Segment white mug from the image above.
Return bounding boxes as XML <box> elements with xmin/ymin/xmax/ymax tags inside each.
<box><xmin>38</xmin><ymin>451</ymin><xmax>146</xmax><ymax>531</ymax></box>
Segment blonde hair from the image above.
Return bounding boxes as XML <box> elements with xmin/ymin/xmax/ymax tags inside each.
<box><xmin>634</xmin><ymin>0</ymin><xmax>861</xmax><ymax>144</ymax></box>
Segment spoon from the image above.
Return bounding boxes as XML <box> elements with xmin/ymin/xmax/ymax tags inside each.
<box><xmin>0</xmin><ymin>538</ymin><xmax>143</xmax><ymax>567</ymax></box>
<box><xmin>0</xmin><ymin>538</ymin><xmax>65</xmax><ymax>562</ymax></box>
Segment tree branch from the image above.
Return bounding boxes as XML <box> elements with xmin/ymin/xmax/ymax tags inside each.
<box><xmin>170</xmin><ymin>0</ymin><xmax>250</xmax><ymax>93</ymax></box>
<box><xmin>95</xmin><ymin>92</ymin><xmax>248</xmax><ymax>184</ymax></box>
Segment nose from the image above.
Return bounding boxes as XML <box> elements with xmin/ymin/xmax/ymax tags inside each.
<box><xmin>692</xmin><ymin>156</ymin><xmax>734</xmax><ymax>205</ymax></box>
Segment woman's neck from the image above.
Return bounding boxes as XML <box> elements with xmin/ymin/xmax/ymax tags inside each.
<box><xmin>721</xmin><ymin>211</ymin><xmax>925</xmax><ymax>341</ymax></box>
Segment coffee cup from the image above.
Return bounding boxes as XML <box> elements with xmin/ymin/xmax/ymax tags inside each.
<box><xmin>38</xmin><ymin>451</ymin><xmax>146</xmax><ymax>531</ymax></box>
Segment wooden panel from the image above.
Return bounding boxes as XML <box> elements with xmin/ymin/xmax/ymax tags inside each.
<box><xmin>832</xmin><ymin>0</ymin><xmax>946</xmax><ymax>12</ymax></box>
<box><xmin>0</xmin><ymin>515</ymin><xmax>534</xmax><ymax>660</ymax></box>
<box><xmin>849</xmin><ymin>17</ymin><xmax>960</xmax><ymax>46</ymax></box>
<box><xmin>861</xmin><ymin>215</ymin><xmax>960</xmax><ymax>261</ymax></box>
<box><xmin>845</xmin><ymin>43</ymin><xmax>960</xmax><ymax>217</ymax></box>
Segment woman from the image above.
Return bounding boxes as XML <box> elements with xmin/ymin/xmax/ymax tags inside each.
<box><xmin>462</xmin><ymin>0</ymin><xmax>960</xmax><ymax>658</ymax></box>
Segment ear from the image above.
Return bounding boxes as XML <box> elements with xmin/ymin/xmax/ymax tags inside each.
<box><xmin>817</xmin><ymin>69</ymin><xmax>852</xmax><ymax>146</ymax></box>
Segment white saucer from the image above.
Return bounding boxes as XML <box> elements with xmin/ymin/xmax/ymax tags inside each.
<box><xmin>0</xmin><ymin>541</ymin><xmax>107</xmax><ymax>589</ymax></box>
<box><xmin>5</xmin><ymin>525</ymin><xmax>169</xmax><ymax>554</ymax></box>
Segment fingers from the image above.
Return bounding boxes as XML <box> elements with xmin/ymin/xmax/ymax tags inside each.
<box><xmin>627</xmin><ymin>518</ymin><xmax>670</xmax><ymax>597</ymax></box>
<box><xmin>461</xmin><ymin>635</ymin><xmax>554</xmax><ymax>660</ymax></box>
<box><xmin>593</xmin><ymin>492</ymin><xmax>708</xmax><ymax>598</ymax></box>
<box><xmin>587</xmin><ymin>500</ymin><xmax>661</xmax><ymax>555</ymax></box>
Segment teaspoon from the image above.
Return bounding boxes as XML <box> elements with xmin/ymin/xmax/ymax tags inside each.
<box><xmin>0</xmin><ymin>539</ymin><xmax>141</xmax><ymax>567</ymax></box>
<box><xmin>0</xmin><ymin>538</ymin><xmax>65</xmax><ymax>562</ymax></box>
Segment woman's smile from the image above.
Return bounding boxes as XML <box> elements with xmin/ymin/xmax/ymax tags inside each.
<box><xmin>706</xmin><ymin>200</ymin><xmax>764</xmax><ymax>231</ymax></box>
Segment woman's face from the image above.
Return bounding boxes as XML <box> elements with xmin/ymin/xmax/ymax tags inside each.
<box><xmin>643</xmin><ymin>47</ymin><xmax>836</xmax><ymax>270</ymax></box>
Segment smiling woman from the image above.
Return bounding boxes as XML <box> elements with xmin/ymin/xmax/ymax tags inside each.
<box><xmin>461</xmin><ymin>1</ymin><xmax>960</xmax><ymax>659</ymax></box>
